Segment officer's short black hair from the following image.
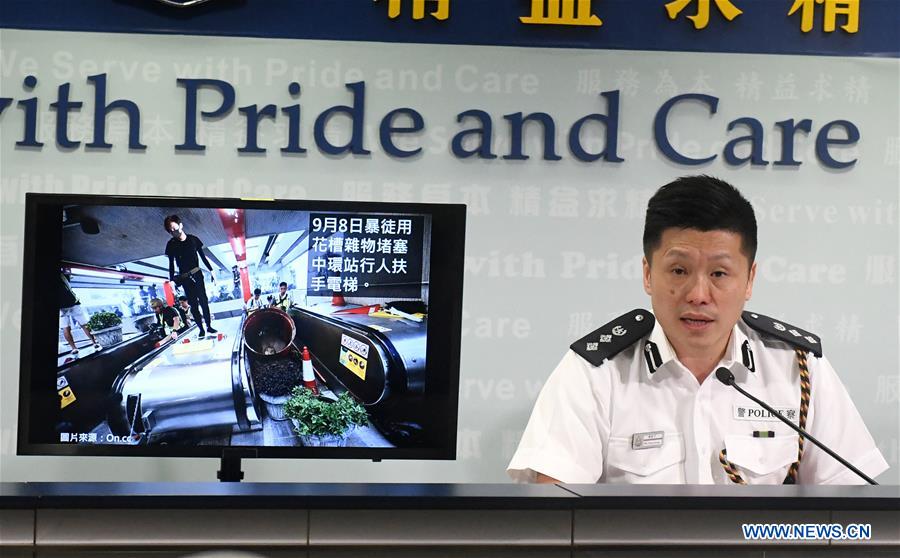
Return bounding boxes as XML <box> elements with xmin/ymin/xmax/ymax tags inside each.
<box><xmin>643</xmin><ymin>175</ymin><xmax>757</xmax><ymax>265</ymax></box>
<box><xmin>279</xmin><ymin>282</ymin><xmax>288</xmax><ymax>288</ymax></box>
<box><xmin>177</xmin><ymin>295</ymin><xmax>188</xmax><ymax>302</ymax></box>
<box><xmin>254</xmin><ymin>288</ymin><xmax>261</xmax><ymax>296</ymax></box>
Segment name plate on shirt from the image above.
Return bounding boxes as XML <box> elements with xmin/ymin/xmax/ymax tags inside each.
<box><xmin>631</xmin><ymin>430</ymin><xmax>664</xmax><ymax>450</ymax></box>
<box><xmin>733</xmin><ymin>405</ymin><xmax>799</xmax><ymax>423</ymax></box>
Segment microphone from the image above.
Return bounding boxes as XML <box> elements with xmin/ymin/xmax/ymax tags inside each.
<box><xmin>715</xmin><ymin>367</ymin><xmax>878</xmax><ymax>485</ymax></box>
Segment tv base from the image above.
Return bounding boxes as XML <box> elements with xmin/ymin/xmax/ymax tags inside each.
<box><xmin>217</xmin><ymin>449</ymin><xmax>257</xmax><ymax>482</ymax></box>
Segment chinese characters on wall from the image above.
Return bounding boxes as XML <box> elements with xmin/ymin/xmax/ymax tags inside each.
<box><xmin>376</xmin><ymin>0</ymin><xmax>860</xmax><ymax>34</ymax></box>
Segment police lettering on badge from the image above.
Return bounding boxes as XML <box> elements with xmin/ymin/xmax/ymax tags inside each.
<box><xmin>631</xmin><ymin>430</ymin><xmax>664</xmax><ymax>450</ymax></box>
<box><xmin>733</xmin><ymin>405</ymin><xmax>799</xmax><ymax>423</ymax></box>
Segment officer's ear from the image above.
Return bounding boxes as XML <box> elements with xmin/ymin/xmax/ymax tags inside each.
<box><xmin>745</xmin><ymin>261</ymin><xmax>757</xmax><ymax>301</ymax></box>
<box><xmin>642</xmin><ymin>256</ymin><xmax>652</xmax><ymax>295</ymax></box>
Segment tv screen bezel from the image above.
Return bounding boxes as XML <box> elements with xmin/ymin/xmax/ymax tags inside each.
<box><xmin>17</xmin><ymin>193</ymin><xmax>465</xmax><ymax>461</ymax></box>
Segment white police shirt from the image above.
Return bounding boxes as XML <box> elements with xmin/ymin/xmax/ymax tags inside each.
<box><xmin>507</xmin><ymin>314</ymin><xmax>888</xmax><ymax>485</ymax></box>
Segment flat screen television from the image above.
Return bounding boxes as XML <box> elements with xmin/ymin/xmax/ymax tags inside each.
<box><xmin>17</xmin><ymin>194</ymin><xmax>465</xmax><ymax>473</ymax></box>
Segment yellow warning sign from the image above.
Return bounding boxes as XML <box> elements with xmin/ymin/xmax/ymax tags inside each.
<box><xmin>59</xmin><ymin>387</ymin><xmax>76</xmax><ymax>409</ymax></box>
<box><xmin>339</xmin><ymin>347</ymin><xmax>367</xmax><ymax>380</ymax></box>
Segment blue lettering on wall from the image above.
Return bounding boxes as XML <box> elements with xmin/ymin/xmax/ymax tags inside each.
<box><xmin>16</xmin><ymin>75</ymin><xmax>43</xmax><ymax>148</ymax></box>
<box><xmin>238</xmin><ymin>103</ymin><xmax>277</xmax><ymax>153</ymax></box>
<box><xmin>176</xmin><ymin>78</ymin><xmax>236</xmax><ymax>151</ymax></box>
<box><xmin>50</xmin><ymin>82</ymin><xmax>83</xmax><ymax>150</ymax></box>
<box><xmin>503</xmin><ymin>111</ymin><xmax>561</xmax><ymax>161</ymax></box>
<box><xmin>379</xmin><ymin>108</ymin><xmax>424</xmax><ymax>158</ymax></box>
<box><xmin>451</xmin><ymin>109</ymin><xmax>496</xmax><ymax>159</ymax></box>
<box><xmin>0</xmin><ymin>76</ymin><xmax>861</xmax><ymax>169</ymax></box>
<box><xmin>773</xmin><ymin>118</ymin><xmax>812</xmax><ymax>166</ymax></box>
<box><xmin>654</xmin><ymin>94</ymin><xmax>859</xmax><ymax>169</ymax></box>
<box><xmin>569</xmin><ymin>90</ymin><xmax>623</xmax><ymax>163</ymax></box>
<box><xmin>313</xmin><ymin>81</ymin><xmax>371</xmax><ymax>156</ymax></box>
<box><xmin>816</xmin><ymin>120</ymin><xmax>860</xmax><ymax>169</ymax></box>
<box><xmin>724</xmin><ymin>117</ymin><xmax>767</xmax><ymax>166</ymax></box>
<box><xmin>280</xmin><ymin>81</ymin><xmax>307</xmax><ymax>155</ymax></box>
<box><xmin>86</xmin><ymin>73</ymin><xmax>146</xmax><ymax>150</ymax></box>
<box><xmin>654</xmin><ymin>93</ymin><xmax>718</xmax><ymax>165</ymax></box>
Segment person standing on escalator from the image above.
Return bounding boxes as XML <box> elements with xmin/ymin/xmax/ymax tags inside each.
<box><xmin>163</xmin><ymin>214</ymin><xmax>218</xmax><ymax>339</ymax></box>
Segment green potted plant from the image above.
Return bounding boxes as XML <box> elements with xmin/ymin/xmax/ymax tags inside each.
<box><xmin>87</xmin><ymin>311</ymin><xmax>123</xmax><ymax>347</ymax></box>
<box><xmin>284</xmin><ymin>386</ymin><xmax>368</xmax><ymax>446</ymax></box>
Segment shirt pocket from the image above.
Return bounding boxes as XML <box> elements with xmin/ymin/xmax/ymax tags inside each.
<box><xmin>605</xmin><ymin>433</ymin><xmax>685</xmax><ymax>484</ymax></box>
<box><xmin>724</xmin><ymin>434</ymin><xmax>799</xmax><ymax>484</ymax></box>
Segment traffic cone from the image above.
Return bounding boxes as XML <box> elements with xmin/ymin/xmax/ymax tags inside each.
<box><xmin>331</xmin><ymin>291</ymin><xmax>346</xmax><ymax>306</ymax></box>
<box><xmin>302</xmin><ymin>346</ymin><xmax>318</xmax><ymax>395</ymax></box>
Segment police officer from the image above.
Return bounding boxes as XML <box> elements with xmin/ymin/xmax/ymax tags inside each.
<box><xmin>507</xmin><ymin>176</ymin><xmax>888</xmax><ymax>485</ymax></box>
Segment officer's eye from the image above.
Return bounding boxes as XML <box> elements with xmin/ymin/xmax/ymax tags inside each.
<box><xmin>712</xmin><ymin>270</ymin><xmax>727</xmax><ymax>278</ymax></box>
<box><xmin>672</xmin><ymin>267</ymin><xmax>687</xmax><ymax>275</ymax></box>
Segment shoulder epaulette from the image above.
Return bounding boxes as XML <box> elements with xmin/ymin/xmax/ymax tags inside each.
<box><xmin>741</xmin><ymin>311</ymin><xmax>822</xmax><ymax>357</ymax></box>
<box><xmin>570</xmin><ymin>309</ymin><xmax>655</xmax><ymax>367</ymax></box>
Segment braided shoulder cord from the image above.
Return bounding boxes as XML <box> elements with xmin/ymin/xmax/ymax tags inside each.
<box><xmin>719</xmin><ymin>349</ymin><xmax>811</xmax><ymax>485</ymax></box>
<box><xmin>783</xmin><ymin>349</ymin><xmax>811</xmax><ymax>484</ymax></box>
<box><xmin>718</xmin><ymin>448</ymin><xmax>746</xmax><ymax>484</ymax></box>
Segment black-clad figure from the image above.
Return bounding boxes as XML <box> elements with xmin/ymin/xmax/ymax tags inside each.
<box><xmin>164</xmin><ymin>214</ymin><xmax>218</xmax><ymax>338</ymax></box>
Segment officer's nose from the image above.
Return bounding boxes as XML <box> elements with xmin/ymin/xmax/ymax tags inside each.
<box><xmin>685</xmin><ymin>274</ymin><xmax>711</xmax><ymax>305</ymax></box>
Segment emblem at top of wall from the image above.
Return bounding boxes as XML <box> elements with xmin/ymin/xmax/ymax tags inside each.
<box><xmin>153</xmin><ymin>0</ymin><xmax>216</xmax><ymax>7</ymax></box>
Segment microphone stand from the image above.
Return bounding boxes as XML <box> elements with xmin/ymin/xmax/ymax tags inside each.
<box><xmin>716</xmin><ymin>368</ymin><xmax>878</xmax><ymax>485</ymax></box>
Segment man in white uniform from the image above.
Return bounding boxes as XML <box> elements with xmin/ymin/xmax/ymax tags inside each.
<box><xmin>507</xmin><ymin>176</ymin><xmax>888</xmax><ymax>485</ymax></box>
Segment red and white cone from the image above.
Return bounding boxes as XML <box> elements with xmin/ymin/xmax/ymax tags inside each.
<box><xmin>302</xmin><ymin>346</ymin><xmax>318</xmax><ymax>395</ymax></box>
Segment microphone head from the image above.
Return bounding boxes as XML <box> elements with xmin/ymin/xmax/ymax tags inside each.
<box><xmin>715</xmin><ymin>367</ymin><xmax>735</xmax><ymax>386</ymax></box>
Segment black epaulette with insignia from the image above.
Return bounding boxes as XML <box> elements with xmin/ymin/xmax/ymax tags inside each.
<box><xmin>742</xmin><ymin>311</ymin><xmax>822</xmax><ymax>357</ymax></box>
<box><xmin>570</xmin><ymin>309</ymin><xmax>655</xmax><ymax>367</ymax></box>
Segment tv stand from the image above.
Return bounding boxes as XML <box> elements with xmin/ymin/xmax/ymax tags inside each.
<box><xmin>217</xmin><ymin>448</ymin><xmax>257</xmax><ymax>482</ymax></box>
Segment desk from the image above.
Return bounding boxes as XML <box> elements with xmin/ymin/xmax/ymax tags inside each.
<box><xmin>2</xmin><ymin>483</ymin><xmax>898</xmax><ymax>557</ymax></box>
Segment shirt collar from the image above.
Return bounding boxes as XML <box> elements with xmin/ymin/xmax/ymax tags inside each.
<box><xmin>643</xmin><ymin>318</ymin><xmax>754</xmax><ymax>378</ymax></box>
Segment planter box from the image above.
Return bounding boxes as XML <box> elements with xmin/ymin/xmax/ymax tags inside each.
<box><xmin>93</xmin><ymin>325</ymin><xmax>123</xmax><ymax>347</ymax></box>
<box><xmin>290</xmin><ymin>419</ymin><xmax>353</xmax><ymax>446</ymax></box>
<box><xmin>258</xmin><ymin>392</ymin><xmax>290</xmax><ymax>421</ymax></box>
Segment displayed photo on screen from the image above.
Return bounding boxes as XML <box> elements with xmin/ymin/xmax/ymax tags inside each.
<box><xmin>19</xmin><ymin>196</ymin><xmax>463</xmax><ymax>460</ymax></box>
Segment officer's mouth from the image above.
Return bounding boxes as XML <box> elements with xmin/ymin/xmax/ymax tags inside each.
<box><xmin>680</xmin><ymin>314</ymin><xmax>714</xmax><ymax>330</ymax></box>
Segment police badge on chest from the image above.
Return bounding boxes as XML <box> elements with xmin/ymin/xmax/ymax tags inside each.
<box><xmin>733</xmin><ymin>405</ymin><xmax>800</xmax><ymax>423</ymax></box>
